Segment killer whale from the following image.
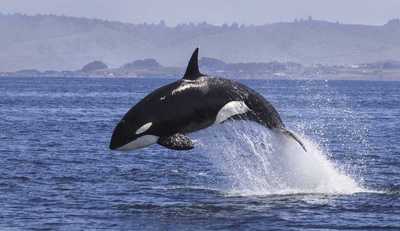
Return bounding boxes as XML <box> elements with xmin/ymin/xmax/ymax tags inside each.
<box><xmin>109</xmin><ymin>48</ymin><xmax>306</xmax><ymax>152</ymax></box>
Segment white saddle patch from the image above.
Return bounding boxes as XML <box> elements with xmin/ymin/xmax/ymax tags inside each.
<box><xmin>215</xmin><ymin>101</ymin><xmax>250</xmax><ymax>124</ymax></box>
<box><xmin>171</xmin><ymin>78</ymin><xmax>208</xmax><ymax>95</ymax></box>
<box><xmin>118</xmin><ymin>135</ymin><xmax>159</xmax><ymax>150</ymax></box>
<box><xmin>135</xmin><ymin>122</ymin><xmax>153</xmax><ymax>135</ymax></box>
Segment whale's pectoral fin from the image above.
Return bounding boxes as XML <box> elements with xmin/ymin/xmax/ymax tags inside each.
<box><xmin>157</xmin><ymin>133</ymin><xmax>194</xmax><ymax>150</ymax></box>
<box><xmin>279</xmin><ymin>128</ymin><xmax>307</xmax><ymax>152</ymax></box>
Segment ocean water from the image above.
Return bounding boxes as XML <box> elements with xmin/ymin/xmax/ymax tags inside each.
<box><xmin>0</xmin><ymin>77</ymin><xmax>399</xmax><ymax>230</ymax></box>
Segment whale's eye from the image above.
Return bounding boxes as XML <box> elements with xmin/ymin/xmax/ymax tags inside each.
<box><xmin>135</xmin><ymin>122</ymin><xmax>153</xmax><ymax>135</ymax></box>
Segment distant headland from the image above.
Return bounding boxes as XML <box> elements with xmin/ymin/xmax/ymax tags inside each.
<box><xmin>0</xmin><ymin>13</ymin><xmax>399</xmax><ymax>80</ymax></box>
<box><xmin>1</xmin><ymin>57</ymin><xmax>399</xmax><ymax>81</ymax></box>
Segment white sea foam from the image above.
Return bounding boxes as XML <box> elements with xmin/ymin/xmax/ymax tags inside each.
<box><xmin>196</xmin><ymin>121</ymin><xmax>366</xmax><ymax>196</ymax></box>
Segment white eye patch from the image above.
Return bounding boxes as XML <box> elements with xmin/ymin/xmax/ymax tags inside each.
<box><xmin>135</xmin><ymin>122</ymin><xmax>153</xmax><ymax>135</ymax></box>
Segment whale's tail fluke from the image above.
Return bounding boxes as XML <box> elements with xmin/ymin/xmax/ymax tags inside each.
<box><xmin>279</xmin><ymin>128</ymin><xmax>307</xmax><ymax>152</ymax></box>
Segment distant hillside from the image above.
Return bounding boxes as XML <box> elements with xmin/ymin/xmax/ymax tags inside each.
<box><xmin>1</xmin><ymin>13</ymin><xmax>400</xmax><ymax>71</ymax></box>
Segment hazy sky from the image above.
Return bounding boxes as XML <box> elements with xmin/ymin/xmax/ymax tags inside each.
<box><xmin>1</xmin><ymin>0</ymin><xmax>399</xmax><ymax>25</ymax></box>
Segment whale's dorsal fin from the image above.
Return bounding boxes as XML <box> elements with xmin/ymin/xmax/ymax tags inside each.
<box><xmin>183</xmin><ymin>48</ymin><xmax>203</xmax><ymax>80</ymax></box>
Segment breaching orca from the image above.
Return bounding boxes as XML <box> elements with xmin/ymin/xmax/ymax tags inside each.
<box><xmin>109</xmin><ymin>48</ymin><xmax>306</xmax><ymax>152</ymax></box>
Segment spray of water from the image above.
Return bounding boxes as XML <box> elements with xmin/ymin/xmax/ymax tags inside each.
<box><xmin>196</xmin><ymin>121</ymin><xmax>365</xmax><ymax>196</ymax></box>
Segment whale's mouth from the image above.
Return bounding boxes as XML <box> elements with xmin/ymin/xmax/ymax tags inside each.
<box><xmin>109</xmin><ymin>136</ymin><xmax>124</xmax><ymax>150</ymax></box>
<box><xmin>109</xmin><ymin>139</ymin><xmax>122</xmax><ymax>150</ymax></box>
<box><xmin>115</xmin><ymin>135</ymin><xmax>159</xmax><ymax>151</ymax></box>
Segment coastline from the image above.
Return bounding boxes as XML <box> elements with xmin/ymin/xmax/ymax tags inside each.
<box><xmin>2</xmin><ymin>59</ymin><xmax>399</xmax><ymax>81</ymax></box>
<box><xmin>2</xmin><ymin>74</ymin><xmax>399</xmax><ymax>81</ymax></box>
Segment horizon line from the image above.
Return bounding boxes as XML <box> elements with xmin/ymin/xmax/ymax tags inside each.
<box><xmin>1</xmin><ymin>11</ymin><xmax>399</xmax><ymax>27</ymax></box>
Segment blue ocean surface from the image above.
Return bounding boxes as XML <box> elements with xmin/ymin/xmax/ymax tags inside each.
<box><xmin>0</xmin><ymin>77</ymin><xmax>399</xmax><ymax>230</ymax></box>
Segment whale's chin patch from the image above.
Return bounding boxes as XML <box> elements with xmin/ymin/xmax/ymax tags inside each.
<box><xmin>117</xmin><ymin>135</ymin><xmax>159</xmax><ymax>151</ymax></box>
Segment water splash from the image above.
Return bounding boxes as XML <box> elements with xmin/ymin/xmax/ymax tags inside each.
<box><xmin>195</xmin><ymin>121</ymin><xmax>365</xmax><ymax>196</ymax></box>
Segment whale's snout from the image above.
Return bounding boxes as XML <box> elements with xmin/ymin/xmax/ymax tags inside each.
<box><xmin>110</xmin><ymin>119</ymin><xmax>159</xmax><ymax>151</ymax></box>
<box><xmin>109</xmin><ymin>120</ymin><xmax>128</xmax><ymax>150</ymax></box>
